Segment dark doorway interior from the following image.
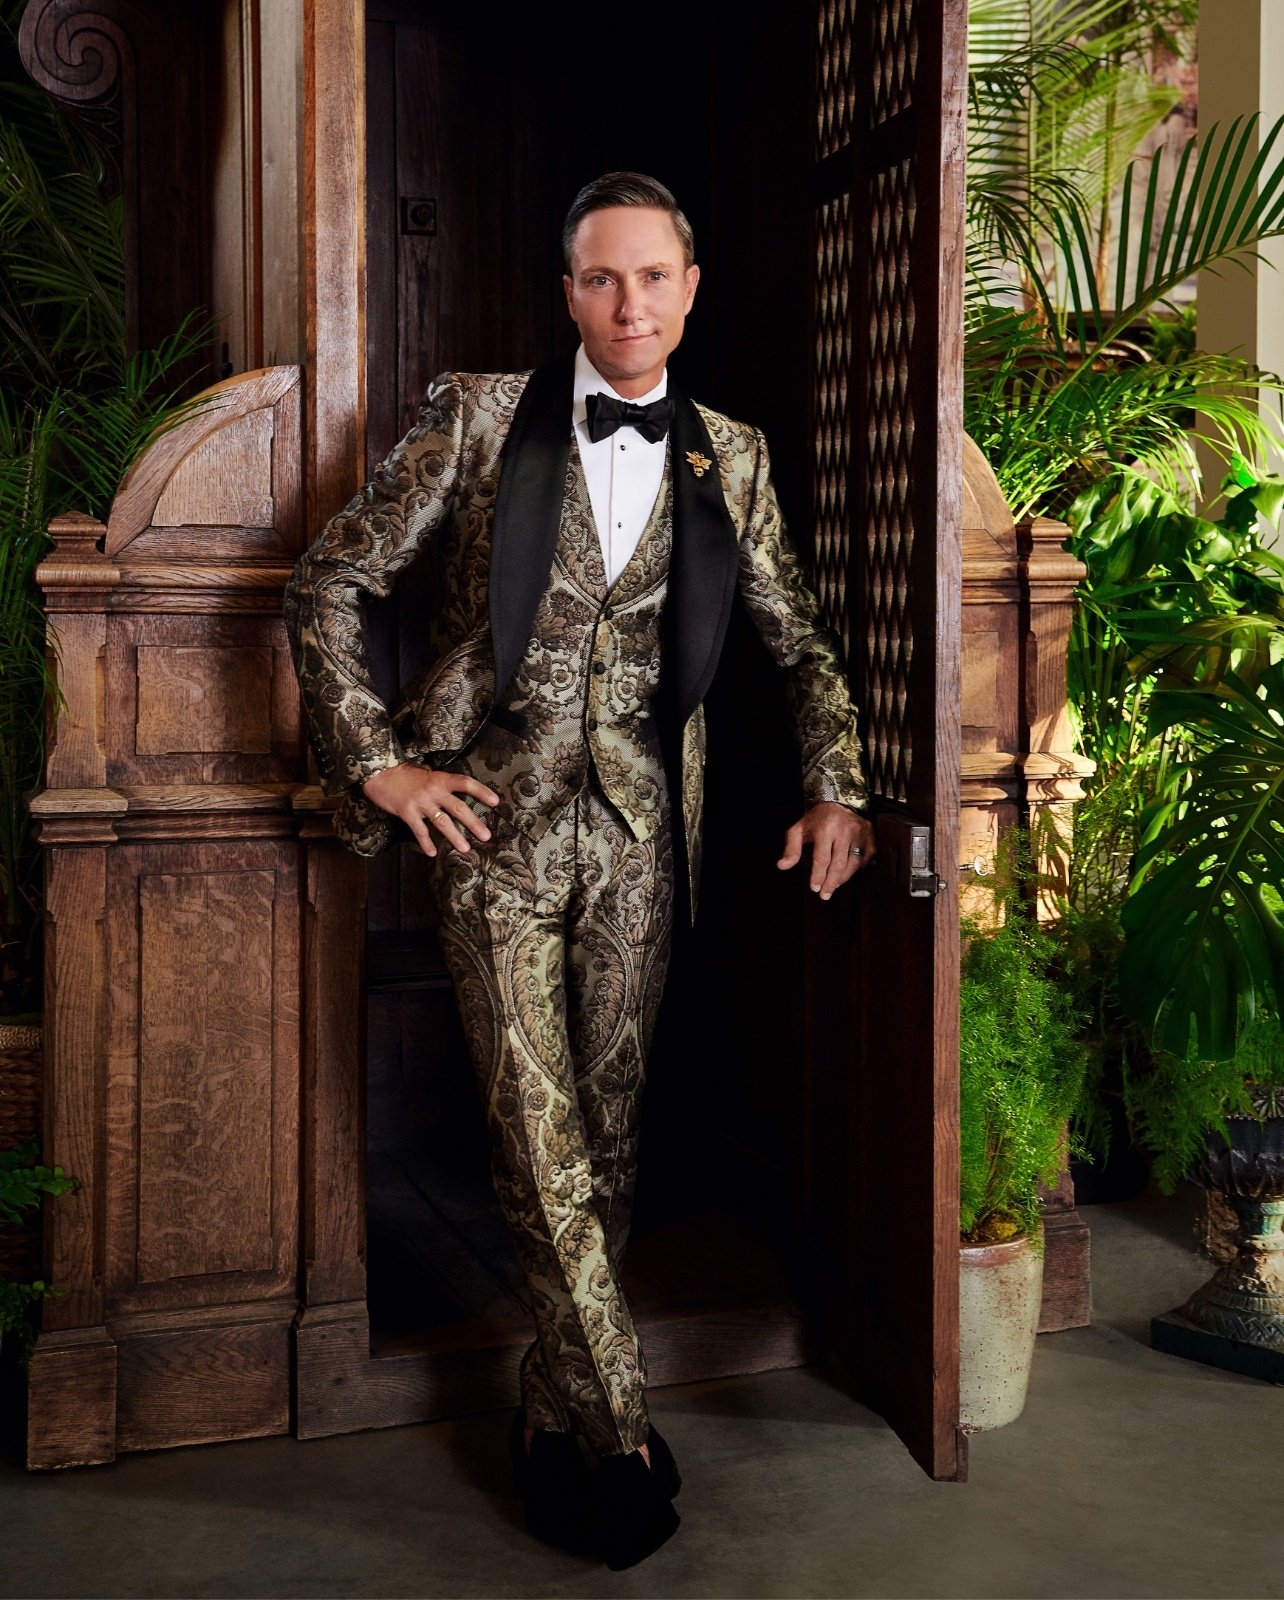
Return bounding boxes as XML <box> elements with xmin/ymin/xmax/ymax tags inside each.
<box><xmin>360</xmin><ymin>1</ymin><xmax>831</xmax><ymax>1385</ymax></box>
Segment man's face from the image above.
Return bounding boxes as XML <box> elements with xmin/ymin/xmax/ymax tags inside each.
<box><xmin>563</xmin><ymin>206</ymin><xmax>700</xmax><ymax>398</ymax></box>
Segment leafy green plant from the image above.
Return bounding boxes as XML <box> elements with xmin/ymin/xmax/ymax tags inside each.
<box><xmin>0</xmin><ymin>1135</ymin><xmax>77</xmax><ymax>1366</ymax></box>
<box><xmin>960</xmin><ymin>843</ymin><xmax>1090</xmax><ymax>1247</ymax></box>
<box><xmin>1122</xmin><ymin>1010</ymin><xmax>1284</xmax><ymax>1194</ymax></box>
<box><xmin>0</xmin><ymin>2</ymin><xmax>214</xmax><ymax>1014</ymax></box>
<box><xmin>967</xmin><ymin>3</ymin><xmax>1284</xmax><ymax>1180</ymax></box>
<box><xmin>966</xmin><ymin>3</ymin><xmax>1284</xmax><ymax>520</ymax></box>
<box><xmin>1063</xmin><ymin>465</ymin><xmax>1284</xmax><ymax>1060</ymax></box>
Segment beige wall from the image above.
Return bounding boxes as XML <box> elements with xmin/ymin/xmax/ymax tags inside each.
<box><xmin>1197</xmin><ymin>0</ymin><xmax>1284</xmax><ymax>516</ymax></box>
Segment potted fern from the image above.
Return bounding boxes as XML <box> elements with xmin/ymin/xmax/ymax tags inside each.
<box><xmin>958</xmin><ymin>848</ymin><xmax>1089</xmax><ymax>1431</ymax></box>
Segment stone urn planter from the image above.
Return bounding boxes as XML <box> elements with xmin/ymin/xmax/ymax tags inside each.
<box><xmin>1152</xmin><ymin>1106</ymin><xmax>1284</xmax><ymax>1383</ymax></box>
<box><xmin>959</xmin><ymin>1223</ymin><xmax>1045</xmax><ymax>1431</ymax></box>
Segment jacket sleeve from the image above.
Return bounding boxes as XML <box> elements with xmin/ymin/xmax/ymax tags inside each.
<box><xmin>734</xmin><ymin>427</ymin><xmax>871</xmax><ymax>814</ymax></box>
<box><xmin>283</xmin><ymin>374</ymin><xmax>466</xmax><ymax>796</ymax></box>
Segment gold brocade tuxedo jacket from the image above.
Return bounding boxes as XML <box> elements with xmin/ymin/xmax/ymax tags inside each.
<box><xmin>283</xmin><ymin>352</ymin><xmax>869</xmax><ymax>917</ymax></box>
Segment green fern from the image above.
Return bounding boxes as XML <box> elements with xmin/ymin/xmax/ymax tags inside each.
<box><xmin>0</xmin><ymin>2</ymin><xmax>215</xmax><ymax>1011</ymax></box>
<box><xmin>960</xmin><ymin>840</ymin><xmax>1090</xmax><ymax>1245</ymax></box>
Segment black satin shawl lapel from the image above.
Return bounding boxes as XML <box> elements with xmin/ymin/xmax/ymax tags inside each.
<box><xmin>488</xmin><ymin>351</ymin><xmax>576</xmax><ymax>702</ymax></box>
<box><xmin>666</xmin><ymin>389</ymin><xmax>741</xmax><ymax>725</ymax></box>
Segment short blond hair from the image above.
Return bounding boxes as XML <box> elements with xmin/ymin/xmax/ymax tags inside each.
<box><xmin>562</xmin><ymin>172</ymin><xmax>695</xmax><ymax>271</ymax></box>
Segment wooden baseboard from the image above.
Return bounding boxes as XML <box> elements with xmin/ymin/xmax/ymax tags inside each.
<box><xmin>25</xmin><ymin>1326</ymin><xmax>117</xmax><ymax>1469</ymax></box>
<box><xmin>295</xmin><ymin>1291</ymin><xmax>809</xmax><ymax>1441</ymax></box>
<box><xmin>113</xmin><ymin>1305</ymin><xmax>293</xmax><ymax>1453</ymax></box>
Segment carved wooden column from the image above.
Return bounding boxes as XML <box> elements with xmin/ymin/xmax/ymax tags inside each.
<box><xmin>26</xmin><ymin>368</ymin><xmax>326</xmax><ymax>1467</ymax></box>
<box><xmin>960</xmin><ymin>436</ymin><xmax>1022</xmax><ymax>920</ymax></box>
<box><xmin>960</xmin><ymin>438</ymin><xmax>1095</xmax><ymax>1334</ymax></box>
<box><xmin>1018</xmin><ymin>515</ymin><xmax>1096</xmax><ymax>920</ymax></box>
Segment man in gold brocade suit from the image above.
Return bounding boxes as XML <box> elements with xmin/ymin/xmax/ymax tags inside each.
<box><xmin>283</xmin><ymin>173</ymin><xmax>874</xmax><ymax>1570</ymax></box>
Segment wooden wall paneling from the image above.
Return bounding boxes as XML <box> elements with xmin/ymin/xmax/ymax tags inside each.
<box><xmin>38</xmin><ymin>514</ymin><xmax>115</xmax><ymax>790</ymax></box>
<box><xmin>103</xmin><ymin>616</ymin><xmax>297</xmax><ymax>786</ymax></box>
<box><xmin>363</xmin><ymin>12</ymin><xmax>398</xmax><ymax>479</ymax></box>
<box><xmin>18</xmin><ymin>0</ymin><xmax>221</xmax><ymax>380</ymax></box>
<box><xmin>105</xmin><ymin>364</ymin><xmax>303</xmax><ymax>560</ymax></box>
<box><xmin>357</xmin><ymin>9</ymin><xmax>402</xmax><ymax>942</ymax></box>
<box><xmin>258</xmin><ymin>0</ymin><xmax>304</xmax><ymax>369</ymax></box>
<box><xmin>297</xmin><ymin>825</ymin><xmax>368</xmax><ymax>1310</ymax></box>
<box><xmin>23</xmin><ymin>813</ymin><xmax>120</xmax><ymax>1468</ymax></box>
<box><xmin>211</xmin><ymin>0</ymin><xmax>253</xmax><ymax>376</ymax></box>
<box><xmin>101</xmin><ymin>837</ymin><xmax>299</xmax><ymax>1315</ymax></box>
<box><xmin>304</xmin><ymin>0</ymin><xmax>365</xmax><ymax>540</ymax></box>
<box><xmin>28</xmin><ymin>365</ymin><xmax>312</xmax><ymax>1465</ymax></box>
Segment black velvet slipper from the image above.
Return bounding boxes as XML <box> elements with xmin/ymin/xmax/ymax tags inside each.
<box><xmin>507</xmin><ymin>1409</ymin><xmax>598</xmax><ymax>1555</ymax></box>
<box><xmin>592</xmin><ymin>1446</ymin><xmax>682</xmax><ymax>1571</ymax></box>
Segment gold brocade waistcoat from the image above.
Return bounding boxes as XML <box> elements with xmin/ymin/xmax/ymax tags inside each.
<box><xmin>453</xmin><ymin>441</ymin><xmax>673</xmax><ymax>842</ymax></box>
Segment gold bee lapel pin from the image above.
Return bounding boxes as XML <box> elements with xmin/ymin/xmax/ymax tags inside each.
<box><xmin>685</xmin><ymin>450</ymin><xmax>713</xmax><ymax>478</ymax></box>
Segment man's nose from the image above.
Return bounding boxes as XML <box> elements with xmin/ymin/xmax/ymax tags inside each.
<box><xmin>615</xmin><ymin>285</ymin><xmax>644</xmax><ymax>323</ymax></box>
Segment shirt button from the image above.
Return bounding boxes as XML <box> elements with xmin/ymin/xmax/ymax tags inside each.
<box><xmin>592</xmin><ymin>661</ymin><xmax>606</xmax><ymax>675</ymax></box>
<box><xmin>587</xmin><ymin>718</ymin><xmax>599</xmax><ymax>731</ymax></box>
<box><xmin>603</xmin><ymin>605</ymin><xmax>614</xmax><ymax>619</ymax></box>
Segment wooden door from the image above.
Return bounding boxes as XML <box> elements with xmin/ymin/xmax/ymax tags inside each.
<box><xmin>807</xmin><ymin>0</ymin><xmax>967</xmax><ymax>1480</ymax></box>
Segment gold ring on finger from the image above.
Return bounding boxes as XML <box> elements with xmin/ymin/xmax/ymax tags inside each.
<box><xmin>848</xmin><ymin>844</ymin><xmax>864</xmax><ymax>858</ymax></box>
<box><xmin>431</xmin><ymin>807</ymin><xmax>445</xmax><ymax>821</ymax></box>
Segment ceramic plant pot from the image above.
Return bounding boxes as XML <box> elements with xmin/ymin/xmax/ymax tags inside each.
<box><xmin>959</xmin><ymin>1225</ymin><xmax>1045</xmax><ymax>1432</ymax></box>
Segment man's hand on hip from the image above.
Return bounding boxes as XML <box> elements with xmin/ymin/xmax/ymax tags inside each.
<box><xmin>361</xmin><ymin>763</ymin><xmax>501</xmax><ymax>858</ymax></box>
<box><xmin>777</xmin><ymin>802</ymin><xmax>876</xmax><ymax>900</ymax></box>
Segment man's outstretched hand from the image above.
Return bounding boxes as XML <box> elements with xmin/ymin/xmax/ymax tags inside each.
<box><xmin>777</xmin><ymin>802</ymin><xmax>876</xmax><ymax>900</ymax></box>
<box><xmin>362</xmin><ymin>762</ymin><xmax>500</xmax><ymax>858</ymax></box>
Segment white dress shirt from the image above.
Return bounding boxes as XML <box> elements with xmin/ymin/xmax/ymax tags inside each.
<box><xmin>571</xmin><ymin>342</ymin><xmax>668</xmax><ymax>588</ymax></box>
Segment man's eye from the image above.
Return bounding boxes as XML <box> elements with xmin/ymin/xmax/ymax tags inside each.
<box><xmin>647</xmin><ymin>271</ymin><xmax>667</xmax><ymax>281</ymax></box>
<box><xmin>589</xmin><ymin>275</ymin><xmax>610</xmax><ymax>287</ymax></box>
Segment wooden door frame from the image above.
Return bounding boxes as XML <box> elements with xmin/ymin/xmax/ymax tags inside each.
<box><xmin>292</xmin><ymin>0</ymin><xmax>813</xmax><ymax>1438</ymax></box>
<box><xmin>292</xmin><ymin>0</ymin><xmax>968</xmax><ymax>1462</ymax></box>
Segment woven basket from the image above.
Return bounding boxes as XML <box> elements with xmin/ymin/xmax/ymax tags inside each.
<box><xmin>0</xmin><ymin>1022</ymin><xmax>44</xmax><ymax>1282</ymax></box>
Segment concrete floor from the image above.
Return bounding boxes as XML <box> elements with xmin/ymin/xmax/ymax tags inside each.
<box><xmin>2</xmin><ymin>1185</ymin><xmax>1281</xmax><ymax>1600</ymax></box>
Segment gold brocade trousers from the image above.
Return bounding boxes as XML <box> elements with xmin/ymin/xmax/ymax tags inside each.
<box><xmin>425</xmin><ymin>773</ymin><xmax>675</xmax><ymax>1457</ymax></box>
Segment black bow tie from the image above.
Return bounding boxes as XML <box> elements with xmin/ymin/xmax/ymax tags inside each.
<box><xmin>584</xmin><ymin>391</ymin><xmax>674</xmax><ymax>444</ymax></box>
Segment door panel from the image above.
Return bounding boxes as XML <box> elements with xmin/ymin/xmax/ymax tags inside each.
<box><xmin>809</xmin><ymin>0</ymin><xmax>967</xmax><ymax>1481</ymax></box>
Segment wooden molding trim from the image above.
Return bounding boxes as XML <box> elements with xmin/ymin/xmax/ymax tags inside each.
<box><xmin>18</xmin><ymin>0</ymin><xmax>136</xmax><ymax>197</ymax></box>
<box><xmin>105</xmin><ymin>366</ymin><xmax>302</xmax><ymax>558</ymax></box>
<box><xmin>303</xmin><ymin>0</ymin><xmax>366</xmax><ymax>538</ymax></box>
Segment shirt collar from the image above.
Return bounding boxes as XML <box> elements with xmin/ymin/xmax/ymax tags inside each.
<box><xmin>572</xmin><ymin>341</ymin><xmax>668</xmax><ymax>429</ymax></box>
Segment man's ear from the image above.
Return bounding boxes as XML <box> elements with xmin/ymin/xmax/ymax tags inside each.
<box><xmin>562</xmin><ymin>274</ymin><xmax>577</xmax><ymax>321</ymax></box>
<box><xmin>683</xmin><ymin>263</ymin><xmax>700</xmax><ymax>313</ymax></box>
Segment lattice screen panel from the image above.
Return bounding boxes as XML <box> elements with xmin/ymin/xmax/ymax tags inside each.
<box><xmin>859</xmin><ymin>156</ymin><xmax>917</xmax><ymax>803</ymax></box>
<box><xmin>871</xmin><ymin>0</ymin><xmax>918</xmax><ymax>127</ymax></box>
<box><xmin>817</xmin><ymin>0</ymin><xmax>856</xmax><ymax>160</ymax></box>
<box><xmin>813</xmin><ymin>193</ymin><xmax>853</xmax><ymax>657</ymax></box>
<box><xmin>812</xmin><ymin>0</ymin><xmax>921</xmax><ymax>806</ymax></box>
